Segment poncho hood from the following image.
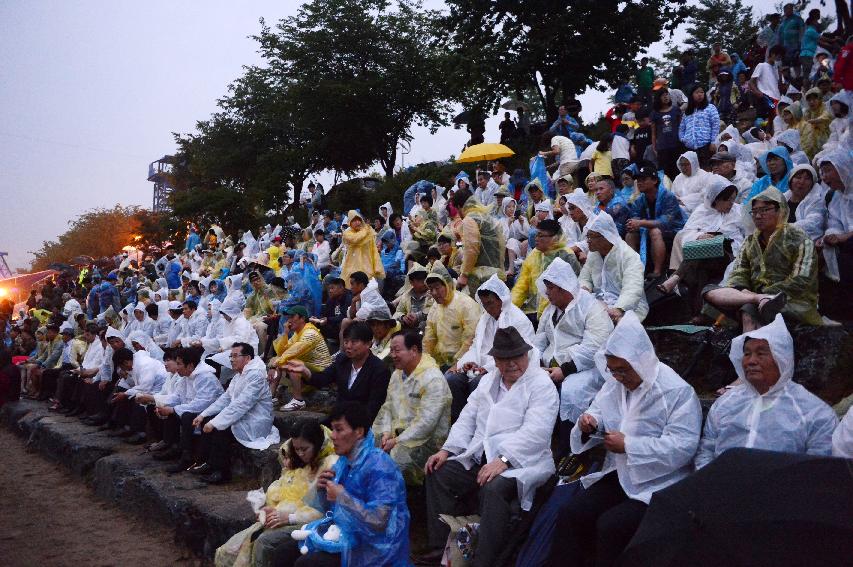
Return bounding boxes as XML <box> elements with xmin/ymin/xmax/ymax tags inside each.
<box><xmin>535</xmin><ymin>256</ymin><xmax>580</xmax><ymax>299</ymax></box>
<box><xmin>775</xmin><ymin>128</ymin><xmax>802</xmax><ymax>152</ymax></box>
<box><xmin>817</xmin><ymin>148</ymin><xmax>853</xmax><ymax>199</ymax></box>
<box><xmin>758</xmin><ymin>147</ymin><xmax>794</xmax><ymax>178</ymax></box>
<box><xmin>729</xmin><ymin>314</ymin><xmax>794</xmax><ymax>396</ymax></box>
<box><xmin>585</xmin><ymin>210</ymin><xmax>621</xmax><ymax>247</ymax></box>
<box><xmin>595</xmin><ymin>310</ymin><xmax>660</xmax><ymax>387</ymax></box>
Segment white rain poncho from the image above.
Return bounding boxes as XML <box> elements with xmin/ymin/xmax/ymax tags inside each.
<box><xmin>833</xmin><ymin>407</ymin><xmax>853</xmax><ymax>458</ymax></box>
<box><xmin>784</xmin><ymin>164</ymin><xmax>827</xmax><ymax>241</ymax></box>
<box><xmin>201</xmin><ymin>298</ymin><xmax>227</xmax><ymax>357</ymax></box>
<box><xmin>197</xmin><ymin>276</ymin><xmax>212</xmax><ymax>313</ymax></box>
<box><xmin>564</xmin><ymin>189</ymin><xmax>594</xmax><ymax>252</ymax></box>
<box><xmin>204</xmin><ymin>297</ymin><xmax>259</xmax><ymax>355</ymax></box>
<box><xmin>774</xmin><ymin>129</ymin><xmax>809</xmax><ymax>165</ymax></box>
<box><xmin>714</xmin><ymin>124</ymin><xmax>742</xmax><ymax>146</ymax></box>
<box><xmin>579</xmin><ymin>212</ymin><xmax>649</xmax><ymax>320</ymax></box>
<box><xmin>379</xmin><ymin>202</ymin><xmax>393</xmax><ymax>225</ymax></box>
<box><xmin>716</xmin><ymin>140</ymin><xmax>757</xmax><ymax>190</ymax></box>
<box><xmin>498</xmin><ymin>198</ymin><xmax>530</xmax><ymax>257</ymax></box>
<box><xmin>458</xmin><ymin>275</ymin><xmax>536</xmax><ymax>375</ymax></box>
<box><xmin>354</xmin><ymin>279</ymin><xmax>386</xmax><ymax>320</ymax></box>
<box><xmin>154</xmin><ymin>361</ymin><xmax>224</xmax><ymax>417</ymax></box>
<box><xmin>826</xmin><ymin>90</ymin><xmax>853</xmax><ymax>149</ymax></box>
<box><xmin>443</xmin><ymin>360</ymin><xmax>558</xmax><ymax>511</ymax></box>
<box><xmin>122</xmin><ymin>350</ymin><xmax>168</xmax><ymax>399</ymax></box>
<box><xmin>671</xmin><ymin>151</ymin><xmax>713</xmax><ymax>213</ymax></box>
<box><xmin>200</xmin><ymin>356</ymin><xmax>280</xmax><ymax>450</ymax></box>
<box><xmin>533</xmin><ymin>257</ymin><xmax>614</xmax><ymax>422</ymax></box>
<box><xmin>241</xmin><ymin>229</ymin><xmax>260</xmax><ymax>257</ymax></box>
<box><xmin>694</xmin><ymin>314</ymin><xmax>837</xmax><ymax>469</ymax></box>
<box><xmin>680</xmin><ymin>174</ymin><xmax>745</xmax><ymax>255</ymax></box>
<box><xmin>819</xmin><ymin>149</ymin><xmax>853</xmax><ymax>281</ymax></box>
<box><xmin>177</xmin><ymin>308</ymin><xmax>209</xmax><ymax>347</ymax></box>
<box><xmin>571</xmin><ymin>312</ymin><xmax>702</xmax><ymax>503</ymax></box>
<box><xmin>127</xmin><ymin>330</ymin><xmax>165</xmax><ymax>361</ymax></box>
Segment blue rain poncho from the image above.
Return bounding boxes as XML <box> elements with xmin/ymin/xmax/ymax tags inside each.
<box><xmin>694</xmin><ymin>314</ymin><xmax>837</xmax><ymax>469</ymax></box>
<box><xmin>276</xmin><ymin>272</ymin><xmax>315</xmax><ymax>335</ymax></box>
<box><xmin>744</xmin><ymin>146</ymin><xmax>794</xmax><ymax>203</ymax></box>
<box><xmin>403</xmin><ymin>180</ymin><xmax>435</xmax><ymax>216</ymax></box>
<box><xmin>319</xmin><ymin>432</ymin><xmax>411</xmax><ymax>566</ymax></box>
<box><xmin>292</xmin><ymin>251</ymin><xmax>323</xmax><ymax>316</ymax></box>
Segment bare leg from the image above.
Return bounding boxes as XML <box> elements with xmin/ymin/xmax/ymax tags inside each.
<box><xmin>648</xmin><ymin>227</ymin><xmax>666</xmax><ymax>277</ymax></box>
<box><xmin>289</xmin><ymin>371</ymin><xmax>303</xmax><ymax>401</ymax></box>
<box><xmin>625</xmin><ymin>230</ymin><xmax>640</xmax><ymax>251</ymax></box>
<box><xmin>704</xmin><ymin>287</ymin><xmax>763</xmax><ymax>310</ymax></box>
<box><xmin>658</xmin><ymin>273</ymin><xmax>681</xmax><ymax>294</ymax></box>
<box><xmin>506</xmin><ymin>249</ymin><xmax>517</xmax><ymax>276</ymax></box>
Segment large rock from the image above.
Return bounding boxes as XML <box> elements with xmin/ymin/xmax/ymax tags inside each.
<box><xmin>649</xmin><ymin>325</ymin><xmax>853</xmax><ymax>404</ymax></box>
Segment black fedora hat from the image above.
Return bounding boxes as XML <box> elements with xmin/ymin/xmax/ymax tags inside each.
<box><xmin>488</xmin><ymin>326</ymin><xmax>532</xmax><ymax>358</ymax></box>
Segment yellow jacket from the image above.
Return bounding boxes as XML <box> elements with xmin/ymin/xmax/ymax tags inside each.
<box><xmin>271</xmin><ymin>322</ymin><xmax>332</xmax><ymax>372</ymax></box>
<box><xmin>340</xmin><ymin>210</ymin><xmax>385</xmax><ymax>286</ymax></box>
<box><xmin>511</xmin><ymin>243</ymin><xmax>580</xmax><ymax>316</ymax></box>
<box><xmin>422</xmin><ymin>262</ymin><xmax>481</xmax><ymax>368</ymax></box>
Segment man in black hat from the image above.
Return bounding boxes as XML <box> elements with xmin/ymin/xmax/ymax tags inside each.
<box><xmin>625</xmin><ymin>163</ymin><xmax>686</xmax><ymax>281</ymax></box>
<box><xmin>710</xmin><ymin>151</ymin><xmax>752</xmax><ymax>200</ymax></box>
<box><xmin>420</xmin><ymin>326</ymin><xmax>558</xmax><ymax>567</ymax></box>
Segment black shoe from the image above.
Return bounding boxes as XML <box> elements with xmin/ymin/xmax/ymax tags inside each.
<box><xmin>200</xmin><ymin>470</ymin><xmax>231</xmax><ymax>485</ymax></box>
<box><xmin>166</xmin><ymin>458</ymin><xmax>194</xmax><ymax>474</ymax></box>
<box><xmin>124</xmin><ymin>432</ymin><xmax>147</xmax><ymax>445</ymax></box>
<box><xmin>88</xmin><ymin>415</ymin><xmax>110</xmax><ymax>427</ymax></box>
<box><xmin>108</xmin><ymin>426</ymin><xmax>132</xmax><ymax>438</ymax></box>
<box><xmin>189</xmin><ymin>462</ymin><xmax>213</xmax><ymax>476</ymax></box>
<box><xmin>153</xmin><ymin>447</ymin><xmax>182</xmax><ymax>461</ymax></box>
<box><xmin>68</xmin><ymin>407</ymin><xmax>85</xmax><ymax>417</ymax></box>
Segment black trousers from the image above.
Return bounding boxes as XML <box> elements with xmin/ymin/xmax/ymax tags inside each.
<box><xmin>40</xmin><ymin>363</ymin><xmax>74</xmax><ymax>400</ymax></box>
<box><xmin>294</xmin><ymin>552</ymin><xmax>340</xmax><ymax>567</ymax></box>
<box><xmin>547</xmin><ymin>471</ymin><xmax>647</xmax><ymax>567</ymax></box>
<box><xmin>158</xmin><ymin>411</ymin><xmax>199</xmax><ymax>455</ymax></box>
<box><xmin>200</xmin><ymin>416</ymin><xmax>234</xmax><ymax>473</ymax></box>
<box><xmin>83</xmin><ymin>380</ymin><xmax>114</xmax><ymax>417</ymax></box>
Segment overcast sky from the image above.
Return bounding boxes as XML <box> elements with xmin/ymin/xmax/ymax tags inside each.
<box><xmin>0</xmin><ymin>0</ymin><xmax>793</xmax><ymax>271</ymax></box>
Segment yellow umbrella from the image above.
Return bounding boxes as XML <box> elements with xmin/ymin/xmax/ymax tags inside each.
<box><xmin>456</xmin><ymin>143</ymin><xmax>515</xmax><ymax>163</ymax></box>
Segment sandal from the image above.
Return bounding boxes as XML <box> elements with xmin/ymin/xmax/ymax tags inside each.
<box><xmin>758</xmin><ymin>292</ymin><xmax>787</xmax><ymax>324</ymax></box>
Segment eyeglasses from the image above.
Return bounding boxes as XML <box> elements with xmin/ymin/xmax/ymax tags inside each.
<box><xmin>228</xmin><ymin>353</ymin><xmax>249</xmax><ymax>360</ymax></box>
<box><xmin>750</xmin><ymin>206</ymin><xmax>778</xmax><ymax>218</ymax></box>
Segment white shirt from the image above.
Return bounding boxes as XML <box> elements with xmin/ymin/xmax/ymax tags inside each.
<box><xmin>312</xmin><ymin>240</ymin><xmax>331</xmax><ymax>269</ymax></box>
<box><xmin>551</xmin><ymin>135</ymin><xmax>578</xmax><ymax>166</ymax></box>
<box><xmin>751</xmin><ymin>62</ymin><xmax>781</xmax><ymax>100</ymax></box>
<box><xmin>348</xmin><ymin>364</ymin><xmax>362</xmax><ymax>390</ymax></box>
<box><xmin>611</xmin><ymin>135</ymin><xmax>630</xmax><ymax>160</ymax></box>
<box><xmin>80</xmin><ymin>340</ymin><xmax>105</xmax><ymax>371</ymax></box>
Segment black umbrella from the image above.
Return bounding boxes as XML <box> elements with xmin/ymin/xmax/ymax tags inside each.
<box><xmin>47</xmin><ymin>262</ymin><xmax>73</xmax><ymax>272</ymax></box>
<box><xmin>619</xmin><ymin>448</ymin><xmax>853</xmax><ymax>567</ymax></box>
<box><xmin>71</xmin><ymin>255</ymin><xmax>94</xmax><ymax>265</ymax></box>
<box><xmin>453</xmin><ymin>109</ymin><xmax>487</xmax><ymax>125</ymax></box>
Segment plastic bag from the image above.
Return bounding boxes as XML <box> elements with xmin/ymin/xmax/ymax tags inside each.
<box><xmin>246</xmin><ymin>488</ymin><xmax>267</xmax><ymax>523</ymax></box>
<box><xmin>529</xmin><ymin>155</ymin><xmax>554</xmax><ymax>199</ymax></box>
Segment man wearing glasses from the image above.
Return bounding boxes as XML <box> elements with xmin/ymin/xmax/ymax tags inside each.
<box><xmin>190</xmin><ymin>342</ymin><xmax>280</xmax><ymax>484</ymax></box>
<box><xmin>703</xmin><ymin>187</ymin><xmax>821</xmax><ymax>331</ymax></box>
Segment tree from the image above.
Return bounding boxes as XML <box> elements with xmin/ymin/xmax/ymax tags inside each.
<box><xmin>442</xmin><ymin>0</ymin><xmax>689</xmax><ymax>122</ymax></box>
<box><xmin>28</xmin><ymin>205</ymin><xmax>160</xmax><ymax>271</ymax></box>
<box><xmin>255</xmin><ymin>0</ymin><xmax>451</xmax><ymax>178</ymax></box>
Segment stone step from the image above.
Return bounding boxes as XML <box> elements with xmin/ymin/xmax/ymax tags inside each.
<box><xmin>0</xmin><ymin>399</ymin><xmax>328</xmax><ymax>561</ymax></box>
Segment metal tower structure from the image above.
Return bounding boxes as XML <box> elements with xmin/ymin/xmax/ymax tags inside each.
<box><xmin>0</xmin><ymin>252</ymin><xmax>12</xmax><ymax>279</ymax></box>
<box><xmin>148</xmin><ymin>155</ymin><xmax>177</xmax><ymax>212</ymax></box>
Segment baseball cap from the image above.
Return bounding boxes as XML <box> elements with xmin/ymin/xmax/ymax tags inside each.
<box><xmin>710</xmin><ymin>152</ymin><xmax>737</xmax><ymax>163</ymax></box>
<box><xmin>285</xmin><ymin>305</ymin><xmax>309</xmax><ymax>318</ymax></box>
<box><xmin>635</xmin><ymin>164</ymin><xmax>659</xmax><ymax>179</ymax></box>
<box><xmin>168</xmin><ymin>301</ymin><xmax>183</xmax><ymax>311</ymax></box>
<box><xmin>652</xmin><ymin>78</ymin><xmax>669</xmax><ymax>91</ymax></box>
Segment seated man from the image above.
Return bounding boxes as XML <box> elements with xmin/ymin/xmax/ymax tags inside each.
<box><xmin>243</xmin><ymin>270</ymin><xmax>276</xmax><ymax>353</ymax></box>
<box><xmin>174</xmin><ymin>300</ymin><xmax>209</xmax><ymax>348</ymax></box>
<box><xmin>139</xmin><ymin>346</ymin><xmax>224</xmax><ymax>472</ymax></box>
<box><xmin>81</xmin><ymin>327</ymin><xmax>125</xmax><ymax>427</ymax></box>
<box><xmin>818</xmin><ymin>149</ymin><xmax>853</xmax><ymax>316</ymax></box>
<box><xmin>548</xmin><ymin>312</ymin><xmax>702</xmax><ymax>566</ymax></box>
<box><xmin>366</xmin><ymin>307</ymin><xmax>401</xmax><ymax>363</ymax></box>
<box><xmin>422</xmin><ymin>262</ymin><xmax>481</xmax><ymax>371</ymax></box>
<box><xmin>310</xmin><ymin>276</ymin><xmax>351</xmax><ymax>344</ymax></box>
<box><xmin>268</xmin><ymin>305</ymin><xmax>332</xmax><ymax>411</ymax></box>
<box><xmin>511</xmin><ymin>219</ymin><xmax>581</xmax><ymax>324</ymax></box>
<box><xmin>193</xmin><ymin>342</ymin><xmax>280</xmax><ymax>484</ymax></box>
<box><xmin>374</xmin><ymin>331</ymin><xmax>451</xmax><ymax>485</ymax></box>
<box><xmin>154</xmin><ymin>301</ymin><xmax>184</xmax><ymax>348</ymax></box>
<box><xmin>532</xmin><ymin>258</ymin><xmax>613</xmax><ymax>452</ymax></box>
<box><xmin>624</xmin><ymin>163</ymin><xmax>686</xmax><ymax>279</ymax></box>
<box><xmin>45</xmin><ymin>323</ymin><xmax>87</xmax><ymax>407</ymax></box>
<box><xmin>56</xmin><ymin>322</ymin><xmax>104</xmax><ymax>416</ymax></box>
<box><xmin>27</xmin><ymin>323</ymin><xmax>64</xmax><ymax>400</ymax></box>
<box><xmin>421</xmin><ymin>327</ymin><xmax>558</xmax><ymax>567</ymax></box>
<box><xmin>338</xmin><ymin>271</ymin><xmax>369</xmax><ymax>345</ymax></box>
<box><xmin>285</xmin><ymin>322</ymin><xmax>390</xmax><ymax>424</ymax></box>
<box><xmin>109</xmin><ymin>345</ymin><xmax>168</xmax><ymax>444</ymax></box>
<box><xmin>393</xmin><ymin>263</ymin><xmax>433</xmax><ymax>333</ymax></box>
<box><xmin>580</xmin><ymin>212</ymin><xmax>649</xmax><ymax>322</ymax></box>
<box><xmin>695</xmin><ymin>314</ymin><xmax>837</xmax><ymax>468</ymax></box>
<box><xmin>446</xmin><ymin>275</ymin><xmax>534</xmax><ymax>421</ymax></box>
<box><xmin>704</xmin><ymin>187</ymin><xmax>822</xmax><ymax>331</ymax></box>
<box><xmin>302</xmin><ymin>402</ymin><xmax>410</xmax><ymax>567</ymax></box>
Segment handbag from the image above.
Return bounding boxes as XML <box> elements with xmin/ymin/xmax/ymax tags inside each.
<box><xmin>682</xmin><ymin>234</ymin><xmax>726</xmax><ymax>261</ymax></box>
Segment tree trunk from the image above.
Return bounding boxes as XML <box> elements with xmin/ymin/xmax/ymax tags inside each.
<box><xmin>381</xmin><ymin>136</ymin><xmax>399</xmax><ymax>179</ymax></box>
<box><xmin>836</xmin><ymin>0</ymin><xmax>851</xmax><ymax>36</ymax></box>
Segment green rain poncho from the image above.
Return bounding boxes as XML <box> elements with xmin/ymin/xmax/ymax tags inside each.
<box><xmin>729</xmin><ymin>187</ymin><xmax>822</xmax><ymax>325</ymax></box>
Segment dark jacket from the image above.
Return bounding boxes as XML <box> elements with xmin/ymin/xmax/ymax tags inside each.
<box><xmin>311</xmin><ymin>351</ymin><xmax>390</xmax><ymax>424</ymax></box>
<box><xmin>320</xmin><ymin>290</ymin><xmax>352</xmax><ymax>339</ymax></box>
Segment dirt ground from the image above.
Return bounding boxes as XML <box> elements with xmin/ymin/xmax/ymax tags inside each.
<box><xmin>0</xmin><ymin>429</ymin><xmax>197</xmax><ymax>567</ymax></box>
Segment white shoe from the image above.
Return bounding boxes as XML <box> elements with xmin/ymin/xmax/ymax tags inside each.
<box><xmin>281</xmin><ymin>399</ymin><xmax>306</xmax><ymax>411</ymax></box>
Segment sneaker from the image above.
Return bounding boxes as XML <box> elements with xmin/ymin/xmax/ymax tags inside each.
<box><xmin>148</xmin><ymin>440</ymin><xmax>169</xmax><ymax>452</ymax></box>
<box><xmin>281</xmin><ymin>398</ymin><xmax>306</xmax><ymax>412</ymax></box>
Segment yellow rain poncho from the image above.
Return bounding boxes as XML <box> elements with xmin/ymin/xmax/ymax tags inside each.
<box><xmin>340</xmin><ymin>210</ymin><xmax>385</xmax><ymax>287</ymax></box>
<box><xmin>799</xmin><ymin>88</ymin><xmax>833</xmax><ymax>160</ymax></box>
<box><xmin>270</xmin><ymin>322</ymin><xmax>333</xmax><ymax>372</ymax></box>
<box><xmin>460</xmin><ymin>197</ymin><xmax>506</xmax><ymax>291</ymax></box>
<box><xmin>373</xmin><ymin>353</ymin><xmax>452</xmax><ymax>485</ymax></box>
<box><xmin>730</xmin><ymin>187</ymin><xmax>822</xmax><ymax>325</ymax></box>
<box><xmin>511</xmin><ymin>234</ymin><xmax>581</xmax><ymax>316</ymax></box>
<box><xmin>266</xmin><ymin>244</ymin><xmax>282</xmax><ymax>272</ymax></box>
<box><xmin>215</xmin><ymin>428</ymin><xmax>338</xmax><ymax>567</ymax></box>
<box><xmin>422</xmin><ymin>262</ymin><xmax>482</xmax><ymax>368</ymax></box>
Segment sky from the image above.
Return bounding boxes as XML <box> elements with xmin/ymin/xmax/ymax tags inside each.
<box><xmin>0</xmin><ymin>0</ymin><xmax>796</xmax><ymax>272</ymax></box>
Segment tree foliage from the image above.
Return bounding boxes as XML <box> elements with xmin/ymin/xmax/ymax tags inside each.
<box><xmin>29</xmin><ymin>206</ymin><xmax>164</xmax><ymax>272</ymax></box>
<box><xmin>442</xmin><ymin>0</ymin><xmax>689</xmax><ymax>122</ymax></box>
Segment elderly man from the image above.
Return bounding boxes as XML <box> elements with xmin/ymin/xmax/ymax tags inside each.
<box><xmin>703</xmin><ymin>187</ymin><xmax>821</xmax><ymax>331</ymax></box>
<box><xmin>192</xmin><ymin>342</ymin><xmax>279</xmax><ymax>484</ymax></box>
<box><xmin>422</xmin><ymin>262</ymin><xmax>481</xmax><ymax>370</ymax></box>
<box><xmin>547</xmin><ymin>312</ymin><xmax>702</xmax><ymax>566</ymax></box>
<box><xmin>301</xmin><ymin>402</ymin><xmax>410</xmax><ymax>567</ymax></box>
<box><xmin>373</xmin><ymin>332</ymin><xmax>451</xmax><ymax>485</ymax></box>
<box><xmin>285</xmin><ymin>322</ymin><xmax>390</xmax><ymax>424</ymax></box>
<box><xmin>511</xmin><ymin>219</ymin><xmax>581</xmax><ymax>324</ymax></box>
<box><xmin>268</xmin><ymin>305</ymin><xmax>332</xmax><ymax>411</ymax></box>
<box><xmin>445</xmin><ymin>275</ymin><xmax>535</xmax><ymax>421</ymax></box>
<box><xmin>580</xmin><ymin>211</ymin><xmax>649</xmax><ymax>323</ymax></box>
<box><xmin>420</xmin><ymin>326</ymin><xmax>558</xmax><ymax>567</ymax></box>
<box><xmin>533</xmin><ymin>257</ymin><xmax>614</xmax><ymax>450</ymax></box>
<box><xmin>695</xmin><ymin>314</ymin><xmax>837</xmax><ymax>468</ymax></box>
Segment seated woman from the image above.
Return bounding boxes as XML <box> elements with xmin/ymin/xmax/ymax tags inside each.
<box><xmin>618</xmin><ymin>166</ymin><xmax>640</xmax><ymax>204</ymax></box>
<box><xmin>671</xmin><ymin>151</ymin><xmax>713</xmax><ymax>213</ymax></box>
<box><xmin>785</xmin><ymin>164</ymin><xmax>827</xmax><ymax>242</ymax></box>
<box><xmin>659</xmin><ymin>176</ymin><xmax>745</xmax><ymax>321</ymax></box>
<box><xmin>215</xmin><ymin>420</ymin><xmax>337</xmax><ymax>567</ymax></box>
<box><xmin>498</xmin><ymin>197</ymin><xmax>529</xmax><ymax>274</ymax></box>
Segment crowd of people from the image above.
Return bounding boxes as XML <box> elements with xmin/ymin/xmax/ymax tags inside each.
<box><xmin>0</xmin><ymin>6</ymin><xmax>852</xmax><ymax>566</ymax></box>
